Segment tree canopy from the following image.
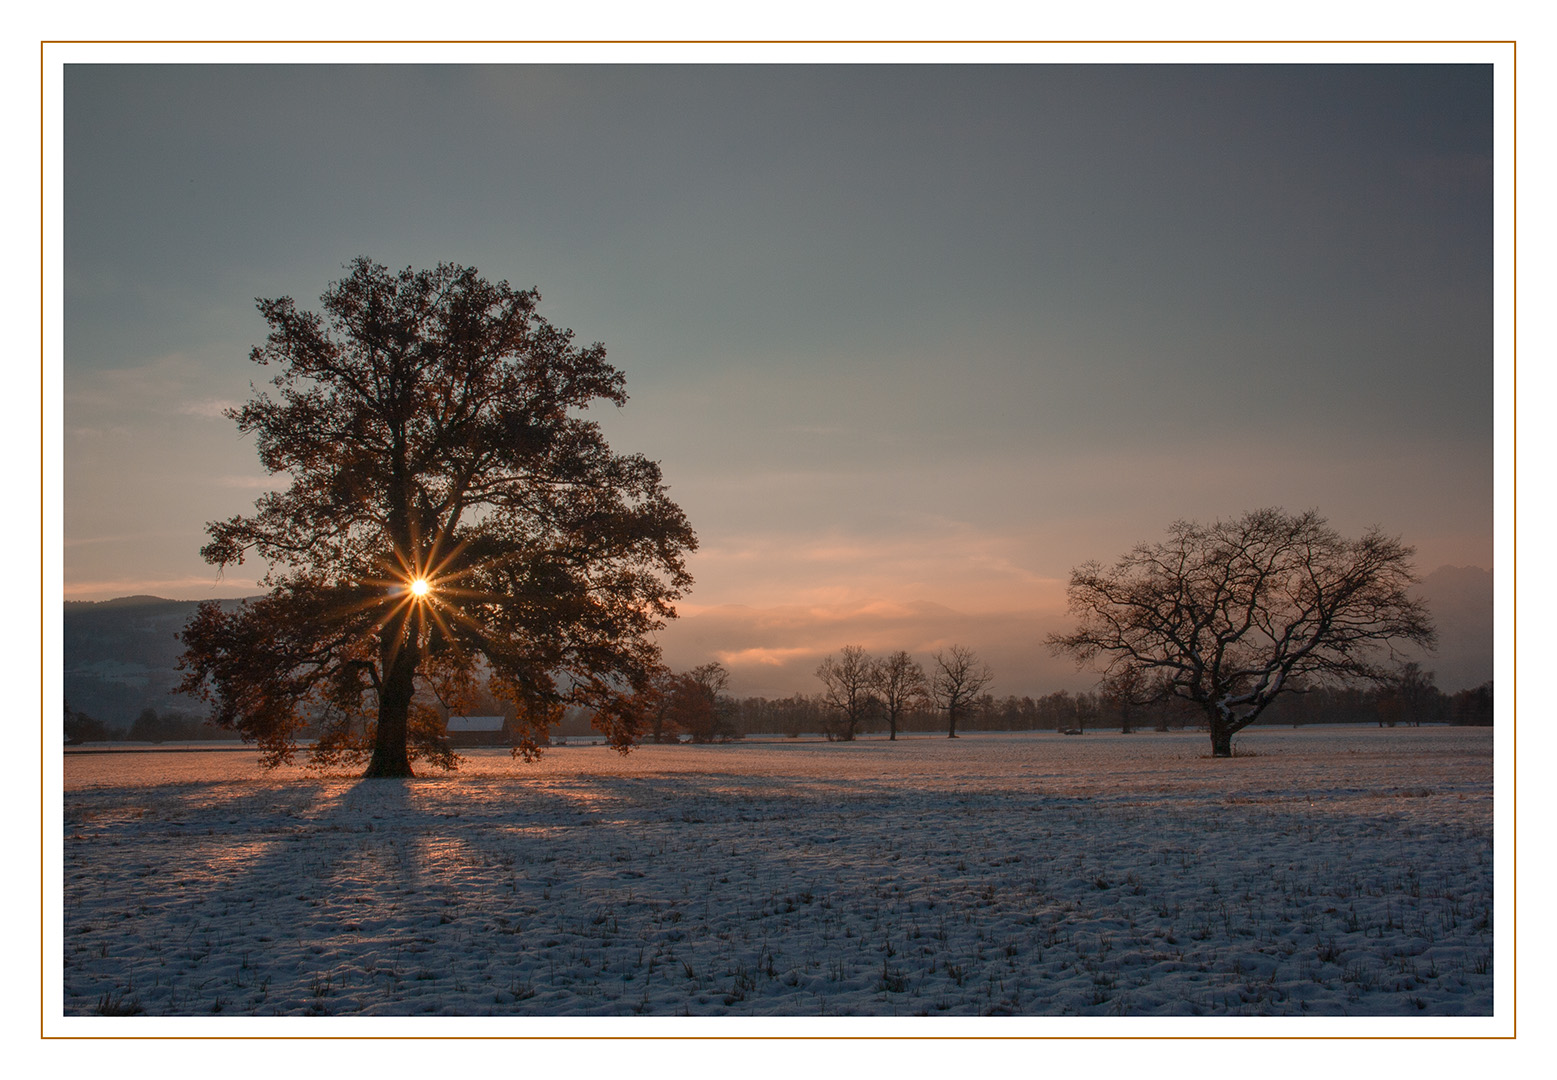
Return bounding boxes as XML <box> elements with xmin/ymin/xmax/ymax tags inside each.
<box><xmin>1048</xmin><ymin>508</ymin><xmax>1435</xmax><ymax>757</ymax></box>
<box><xmin>178</xmin><ymin>258</ymin><xmax>697</xmax><ymax>776</ymax></box>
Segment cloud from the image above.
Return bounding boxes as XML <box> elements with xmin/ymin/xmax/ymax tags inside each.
<box><xmin>712</xmin><ymin>646</ymin><xmax>816</xmax><ymax>668</ymax></box>
<box><xmin>685</xmin><ymin>525</ymin><xmax>1066</xmax><ymax>614</ymax></box>
<box><xmin>66</xmin><ymin>352</ymin><xmax>241</xmax><ymax>421</ymax></box>
<box><xmin>64</xmin><ymin>574</ymin><xmax>263</xmax><ymax>601</ymax></box>
<box><xmin>177</xmin><ymin>398</ymin><xmax>241</xmax><ymax>418</ymax></box>
<box><xmin>64</xmin><ymin>531</ymin><xmax>183</xmax><ymax>549</ymax></box>
<box><xmin>658</xmin><ymin>597</ymin><xmax>1086</xmax><ymax>700</ymax></box>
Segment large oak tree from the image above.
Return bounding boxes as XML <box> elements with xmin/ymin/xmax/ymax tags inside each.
<box><xmin>178</xmin><ymin>259</ymin><xmax>697</xmax><ymax>777</ymax></box>
<box><xmin>1048</xmin><ymin>509</ymin><xmax>1435</xmax><ymax>757</ymax></box>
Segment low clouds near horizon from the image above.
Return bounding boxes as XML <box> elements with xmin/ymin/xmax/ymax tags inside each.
<box><xmin>659</xmin><ymin>598</ymin><xmax>1071</xmax><ymax>700</ymax></box>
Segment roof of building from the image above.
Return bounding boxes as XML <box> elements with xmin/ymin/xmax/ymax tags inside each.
<box><xmin>446</xmin><ymin>715</ymin><xmax>505</xmax><ymax>733</ymax></box>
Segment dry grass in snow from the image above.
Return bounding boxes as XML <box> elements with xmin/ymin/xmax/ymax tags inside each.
<box><xmin>60</xmin><ymin>727</ymin><xmax>1493</xmax><ymax>1021</ymax></box>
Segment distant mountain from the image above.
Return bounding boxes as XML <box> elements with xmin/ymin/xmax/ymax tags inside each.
<box><xmin>1412</xmin><ymin>565</ymin><xmax>1494</xmax><ymax>693</ymax></box>
<box><xmin>63</xmin><ymin>595</ymin><xmax>250</xmax><ymax>727</ymax></box>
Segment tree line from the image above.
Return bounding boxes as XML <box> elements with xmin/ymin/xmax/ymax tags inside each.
<box><xmin>64</xmin><ymin>701</ymin><xmax>226</xmax><ymax>744</ymax></box>
<box><xmin>810</xmin><ymin>644</ymin><xmax>994</xmax><ymax>740</ymax></box>
<box><xmin>621</xmin><ymin>655</ymin><xmax>1492</xmax><ymax>744</ymax></box>
<box><xmin>66</xmin><ymin>666</ymin><xmax>1493</xmax><ymax>747</ymax></box>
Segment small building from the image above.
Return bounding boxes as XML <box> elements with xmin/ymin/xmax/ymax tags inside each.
<box><xmin>444</xmin><ymin>714</ymin><xmax>508</xmax><ymax>747</ymax></box>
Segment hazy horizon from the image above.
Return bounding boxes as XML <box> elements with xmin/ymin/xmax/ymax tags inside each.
<box><xmin>63</xmin><ymin>62</ymin><xmax>1496</xmax><ymax>698</ymax></box>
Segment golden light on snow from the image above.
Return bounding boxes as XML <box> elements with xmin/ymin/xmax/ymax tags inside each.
<box><xmin>409</xmin><ymin>577</ymin><xmax>431</xmax><ymax>598</ymax></box>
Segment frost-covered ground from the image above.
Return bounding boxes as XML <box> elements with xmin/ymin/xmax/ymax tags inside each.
<box><xmin>60</xmin><ymin>727</ymin><xmax>1493</xmax><ymax>1023</ymax></box>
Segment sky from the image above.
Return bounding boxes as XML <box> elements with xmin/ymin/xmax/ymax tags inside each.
<box><xmin>61</xmin><ymin>59</ymin><xmax>1498</xmax><ymax>698</ymax></box>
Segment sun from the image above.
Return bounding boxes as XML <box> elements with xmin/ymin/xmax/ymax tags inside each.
<box><xmin>408</xmin><ymin>577</ymin><xmax>431</xmax><ymax>598</ymax></box>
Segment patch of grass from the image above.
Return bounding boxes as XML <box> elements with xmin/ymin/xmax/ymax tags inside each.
<box><xmin>93</xmin><ymin>990</ymin><xmax>144</xmax><ymax>1016</ymax></box>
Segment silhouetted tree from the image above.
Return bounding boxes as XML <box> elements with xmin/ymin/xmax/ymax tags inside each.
<box><xmin>931</xmin><ymin>645</ymin><xmax>993</xmax><ymax>738</ymax></box>
<box><xmin>671</xmin><ymin>661</ymin><xmax>737</xmax><ymax>742</ymax></box>
<box><xmin>63</xmin><ymin>699</ymin><xmax>108</xmax><ymax>744</ymax></box>
<box><xmin>1375</xmin><ymin>662</ymin><xmax>1444</xmax><ymax>727</ymax></box>
<box><xmin>1049</xmin><ymin>509</ymin><xmax>1436</xmax><ymax>757</ymax></box>
<box><xmin>989</xmin><ymin>695</ymin><xmax>1037</xmax><ymax>731</ymax></box>
<box><xmin>870</xmin><ymin>650</ymin><xmax>927</xmax><ymax>741</ymax></box>
<box><xmin>662</xmin><ymin>673</ymin><xmax>718</xmax><ymax>743</ymax></box>
<box><xmin>638</xmin><ymin>669</ymin><xmax>677</xmax><ymax>744</ymax></box>
<box><xmin>1035</xmin><ymin>690</ymin><xmax>1075</xmax><ymax>732</ymax></box>
<box><xmin>125</xmin><ymin>705</ymin><xmax>223</xmax><ymax>743</ymax></box>
<box><xmin>735</xmin><ymin>692</ymin><xmax>825</xmax><ymax>738</ymax></box>
<box><xmin>816</xmin><ymin>645</ymin><xmax>877</xmax><ymax>741</ymax></box>
<box><xmin>178</xmin><ymin>259</ymin><xmax>696</xmax><ymax>775</ymax></box>
<box><xmin>1451</xmin><ymin>681</ymin><xmax>1493</xmax><ymax>726</ymax></box>
<box><xmin>1099</xmin><ymin>667</ymin><xmax>1149</xmax><ymax>733</ymax></box>
<box><xmin>1073</xmin><ymin>691</ymin><xmax>1100</xmax><ymax>734</ymax></box>
<box><xmin>687</xmin><ymin>661</ymin><xmax>730</xmax><ymax>699</ymax></box>
<box><xmin>129</xmin><ymin>707</ymin><xmax>168</xmax><ymax>743</ymax></box>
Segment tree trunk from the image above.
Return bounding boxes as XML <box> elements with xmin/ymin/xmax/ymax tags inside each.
<box><xmin>947</xmin><ymin>708</ymin><xmax>958</xmax><ymax>738</ymax></box>
<box><xmin>364</xmin><ymin>642</ymin><xmax>417</xmax><ymax>778</ymax></box>
<box><xmin>1210</xmin><ymin>725</ymin><xmax>1234</xmax><ymax>758</ymax></box>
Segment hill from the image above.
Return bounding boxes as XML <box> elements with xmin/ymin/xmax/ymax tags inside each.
<box><xmin>63</xmin><ymin>596</ymin><xmax>247</xmax><ymax>727</ymax></box>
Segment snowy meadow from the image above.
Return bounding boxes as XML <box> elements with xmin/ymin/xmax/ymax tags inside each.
<box><xmin>59</xmin><ymin>727</ymin><xmax>1494</xmax><ymax>1026</ymax></box>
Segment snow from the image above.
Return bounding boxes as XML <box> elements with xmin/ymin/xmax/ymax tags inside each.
<box><xmin>57</xmin><ymin>727</ymin><xmax>1495</xmax><ymax>1032</ymax></box>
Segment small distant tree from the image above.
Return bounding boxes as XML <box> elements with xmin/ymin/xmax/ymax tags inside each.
<box><xmin>663</xmin><ymin>674</ymin><xmax>718</xmax><ymax>742</ymax></box>
<box><xmin>688</xmin><ymin>661</ymin><xmax>730</xmax><ymax>700</ymax></box>
<box><xmin>639</xmin><ymin>669</ymin><xmax>676</xmax><ymax>744</ymax></box>
<box><xmin>978</xmin><ymin>693</ymin><xmax>1004</xmax><ymax>731</ymax></box>
<box><xmin>129</xmin><ymin>707</ymin><xmax>168</xmax><ymax>744</ymax></box>
<box><xmin>63</xmin><ymin>700</ymin><xmax>108</xmax><ymax>744</ymax></box>
<box><xmin>644</xmin><ymin>661</ymin><xmax>736</xmax><ymax>744</ymax></box>
<box><xmin>1049</xmin><ymin>509</ymin><xmax>1436</xmax><ymax>757</ymax></box>
<box><xmin>763</xmin><ymin>692</ymin><xmax>824</xmax><ymax>738</ymax></box>
<box><xmin>1073</xmin><ymin>691</ymin><xmax>1100</xmax><ymax>734</ymax></box>
<box><xmin>1375</xmin><ymin>662</ymin><xmax>1443</xmax><ymax>727</ymax></box>
<box><xmin>1035</xmin><ymin>690</ymin><xmax>1074</xmax><ymax>732</ymax></box>
<box><xmin>931</xmin><ymin>645</ymin><xmax>993</xmax><ymax>739</ymax></box>
<box><xmin>1451</xmin><ymin>681</ymin><xmax>1493</xmax><ymax>726</ymax></box>
<box><xmin>816</xmin><ymin>646</ymin><xmax>877</xmax><ymax>741</ymax></box>
<box><xmin>1099</xmin><ymin>666</ymin><xmax>1148</xmax><ymax>733</ymax></box>
<box><xmin>679</xmin><ymin>661</ymin><xmax>737</xmax><ymax>742</ymax></box>
<box><xmin>1014</xmin><ymin>695</ymin><xmax>1040</xmax><ymax>731</ymax></box>
<box><xmin>870</xmin><ymin>650</ymin><xmax>927</xmax><ymax>741</ymax></box>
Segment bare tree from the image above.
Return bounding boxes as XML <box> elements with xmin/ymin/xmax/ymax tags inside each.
<box><xmin>1450</xmin><ymin>681</ymin><xmax>1493</xmax><ymax>726</ymax></box>
<box><xmin>1048</xmin><ymin>508</ymin><xmax>1436</xmax><ymax>758</ymax></box>
<box><xmin>1099</xmin><ymin>666</ymin><xmax>1148</xmax><ymax>733</ymax></box>
<box><xmin>687</xmin><ymin>661</ymin><xmax>730</xmax><ymax>699</ymax></box>
<box><xmin>931</xmin><ymin>645</ymin><xmax>993</xmax><ymax>739</ymax></box>
<box><xmin>1375</xmin><ymin>661</ymin><xmax>1442</xmax><ymax>727</ymax></box>
<box><xmin>871</xmin><ymin>650</ymin><xmax>928</xmax><ymax>741</ymax></box>
<box><xmin>685</xmin><ymin>661</ymin><xmax>736</xmax><ymax>742</ymax></box>
<box><xmin>815</xmin><ymin>645</ymin><xmax>877</xmax><ymax>742</ymax></box>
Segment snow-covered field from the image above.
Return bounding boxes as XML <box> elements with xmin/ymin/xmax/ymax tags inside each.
<box><xmin>59</xmin><ymin>727</ymin><xmax>1494</xmax><ymax>1027</ymax></box>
